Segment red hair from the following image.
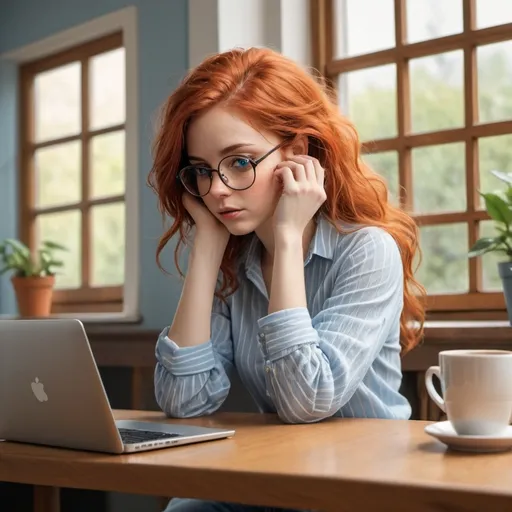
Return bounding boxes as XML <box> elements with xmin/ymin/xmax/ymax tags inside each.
<box><xmin>148</xmin><ymin>47</ymin><xmax>425</xmax><ymax>355</ymax></box>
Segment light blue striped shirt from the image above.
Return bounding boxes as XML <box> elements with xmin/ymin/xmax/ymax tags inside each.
<box><xmin>154</xmin><ymin>216</ymin><xmax>411</xmax><ymax>423</ymax></box>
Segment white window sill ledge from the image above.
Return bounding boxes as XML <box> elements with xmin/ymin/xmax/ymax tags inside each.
<box><xmin>0</xmin><ymin>312</ymin><xmax>142</xmax><ymax>324</ymax></box>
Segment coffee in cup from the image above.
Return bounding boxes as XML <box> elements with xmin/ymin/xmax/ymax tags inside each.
<box><xmin>425</xmin><ymin>349</ymin><xmax>512</xmax><ymax>436</ymax></box>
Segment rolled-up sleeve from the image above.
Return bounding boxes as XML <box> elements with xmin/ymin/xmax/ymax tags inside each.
<box><xmin>257</xmin><ymin>228</ymin><xmax>404</xmax><ymax>424</ymax></box>
<box><xmin>154</xmin><ymin>295</ymin><xmax>234</xmax><ymax>418</ymax></box>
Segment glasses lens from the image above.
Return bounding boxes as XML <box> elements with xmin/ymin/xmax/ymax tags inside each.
<box><xmin>180</xmin><ymin>166</ymin><xmax>211</xmax><ymax>196</ymax></box>
<box><xmin>219</xmin><ymin>156</ymin><xmax>255</xmax><ymax>190</ymax></box>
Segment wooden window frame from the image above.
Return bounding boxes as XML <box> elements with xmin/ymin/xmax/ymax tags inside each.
<box><xmin>311</xmin><ymin>0</ymin><xmax>512</xmax><ymax>319</ymax></box>
<box><xmin>19</xmin><ymin>32</ymin><xmax>125</xmax><ymax>314</ymax></box>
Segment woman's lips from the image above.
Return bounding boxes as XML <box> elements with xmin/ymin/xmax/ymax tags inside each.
<box><xmin>219</xmin><ymin>209</ymin><xmax>243</xmax><ymax>219</ymax></box>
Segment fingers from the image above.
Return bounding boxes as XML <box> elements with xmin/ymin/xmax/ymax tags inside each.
<box><xmin>276</xmin><ymin>160</ymin><xmax>306</xmax><ymax>182</ymax></box>
<box><xmin>276</xmin><ymin>156</ymin><xmax>324</xmax><ymax>187</ymax></box>
<box><xmin>274</xmin><ymin>166</ymin><xmax>297</xmax><ymax>193</ymax></box>
<box><xmin>312</xmin><ymin>158</ymin><xmax>325</xmax><ymax>187</ymax></box>
<box><xmin>292</xmin><ymin>156</ymin><xmax>316</xmax><ymax>182</ymax></box>
<box><xmin>293</xmin><ymin>155</ymin><xmax>325</xmax><ymax>187</ymax></box>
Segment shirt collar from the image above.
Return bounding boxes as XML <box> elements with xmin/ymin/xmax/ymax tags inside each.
<box><xmin>244</xmin><ymin>214</ymin><xmax>337</xmax><ymax>276</ymax></box>
<box><xmin>307</xmin><ymin>214</ymin><xmax>337</xmax><ymax>261</ymax></box>
<box><xmin>244</xmin><ymin>233</ymin><xmax>262</xmax><ymax>274</ymax></box>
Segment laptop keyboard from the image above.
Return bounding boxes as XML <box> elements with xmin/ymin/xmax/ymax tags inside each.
<box><xmin>118</xmin><ymin>428</ymin><xmax>182</xmax><ymax>445</ymax></box>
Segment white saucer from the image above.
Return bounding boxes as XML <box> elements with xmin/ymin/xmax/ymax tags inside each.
<box><xmin>424</xmin><ymin>421</ymin><xmax>512</xmax><ymax>453</ymax></box>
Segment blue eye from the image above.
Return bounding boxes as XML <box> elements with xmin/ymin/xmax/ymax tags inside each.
<box><xmin>228</xmin><ymin>157</ymin><xmax>251</xmax><ymax>170</ymax></box>
<box><xmin>194</xmin><ymin>167</ymin><xmax>211</xmax><ymax>177</ymax></box>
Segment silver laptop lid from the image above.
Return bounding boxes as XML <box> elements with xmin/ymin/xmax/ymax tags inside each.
<box><xmin>0</xmin><ymin>318</ymin><xmax>123</xmax><ymax>453</ymax></box>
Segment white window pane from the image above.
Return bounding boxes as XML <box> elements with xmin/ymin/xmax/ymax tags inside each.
<box><xmin>338</xmin><ymin>64</ymin><xmax>397</xmax><ymax>141</ymax></box>
<box><xmin>90</xmin><ymin>131</ymin><xmax>125</xmax><ymax>199</ymax></box>
<box><xmin>36</xmin><ymin>211</ymin><xmax>81</xmax><ymax>289</ymax></box>
<box><xmin>34</xmin><ymin>63</ymin><xmax>81</xmax><ymax>142</ymax></box>
<box><xmin>362</xmin><ymin>151</ymin><xmax>399</xmax><ymax>204</ymax></box>
<box><xmin>406</xmin><ymin>0</ymin><xmax>463</xmax><ymax>44</ymax></box>
<box><xmin>91</xmin><ymin>202</ymin><xmax>125</xmax><ymax>287</ymax></box>
<box><xmin>35</xmin><ymin>141</ymin><xmax>81</xmax><ymax>208</ymax></box>
<box><xmin>412</xmin><ymin>143</ymin><xmax>466</xmax><ymax>214</ymax></box>
<box><xmin>477</xmin><ymin>41</ymin><xmax>512</xmax><ymax>124</ymax></box>
<box><xmin>416</xmin><ymin>223</ymin><xmax>469</xmax><ymax>294</ymax></box>
<box><xmin>478</xmin><ymin>134</ymin><xmax>512</xmax><ymax>209</ymax></box>
<box><xmin>334</xmin><ymin>0</ymin><xmax>395</xmax><ymax>58</ymax></box>
<box><xmin>476</xmin><ymin>0</ymin><xmax>512</xmax><ymax>29</ymax></box>
<box><xmin>410</xmin><ymin>50</ymin><xmax>464</xmax><ymax>133</ymax></box>
<box><xmin>90</xmin><ymin>48</ymin><xmax>126</xmax><ymax>130</ymax></box>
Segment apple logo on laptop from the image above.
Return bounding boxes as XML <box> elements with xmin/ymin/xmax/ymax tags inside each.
<box><xmin>31</xmin><ymin>377</ymin><xmax>48</xmax><ymax>402</ymax></box>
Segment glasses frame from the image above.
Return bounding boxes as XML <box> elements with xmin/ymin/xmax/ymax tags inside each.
<box><xmin>178</xmin><ymin>140</ymin><xmax>287</xmax><ymax>197</ymax></box>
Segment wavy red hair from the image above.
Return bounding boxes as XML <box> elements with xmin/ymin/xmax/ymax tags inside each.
<box><xmin>148</xmin><ymin>47</ymin><xmax>425</xmax><ymax>355</ymax></box>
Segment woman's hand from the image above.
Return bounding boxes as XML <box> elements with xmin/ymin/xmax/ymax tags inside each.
<box><xmin>183</xmin><ymin>192</ymin><xmax>230</xmax><ymax>248</ymax></box>
<box><xmin>272</xmin><ymin>155</ymin><xmax>326</xmax><ymax>238</ymax></box>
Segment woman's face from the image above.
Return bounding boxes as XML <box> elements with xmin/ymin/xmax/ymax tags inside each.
<box><xmin>185</xmin><ymin>105</ymin><xmax>289</xmax><ymax>236</ymax></box>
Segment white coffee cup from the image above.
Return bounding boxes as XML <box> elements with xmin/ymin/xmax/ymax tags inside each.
<box><xmin>425</xmin><ymin>349</ymin><xmax>512</xmax><ymax>436</ymax></box>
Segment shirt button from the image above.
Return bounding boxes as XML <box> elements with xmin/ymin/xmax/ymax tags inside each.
<box><xmin>258</xmin><ymin>332</ymin><xmax>265</xmax><ymax>341</ymax></box>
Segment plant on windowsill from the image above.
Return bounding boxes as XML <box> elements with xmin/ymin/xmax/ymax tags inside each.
<box><xmin>468</xmin><ymin>170</ymin><xmax>512</xmax><ymax>324</ymax></box>
<box><xmin>0</xmin><ymin>238</ymin><xmax>66</xmax><ymax>318</ymax></box>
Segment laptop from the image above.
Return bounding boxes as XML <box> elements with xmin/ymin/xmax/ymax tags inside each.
<box><xmin>0</xmin><ymin>318</ymin><xmax>235</xmax><ymax>454</ymax></box>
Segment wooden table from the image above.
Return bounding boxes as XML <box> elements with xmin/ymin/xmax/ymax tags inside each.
<box><xmin>2</xmin><ymin>411</ymin><xmax>512</xmax><ymax>512</ymax></box>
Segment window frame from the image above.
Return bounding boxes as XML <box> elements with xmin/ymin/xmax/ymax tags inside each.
<box><xmin>311</xmin><ymin>0</ymin><xmax>512</xmax><ymax>318</ymax></box>
<box><xmin>19</xmin><ymin>33</ymin><xmax>125</xmax><ymax>314</ymax></box>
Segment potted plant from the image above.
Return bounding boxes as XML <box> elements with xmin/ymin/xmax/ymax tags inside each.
<box><xmin>0</xmin><ymin>238</ymin><xmax>66</xmax><ymax>318</ymax></box>
<box><xmin>468</xmin><ymin>170</ymin><xmax>512</xmax><ymax>323</ymax></box>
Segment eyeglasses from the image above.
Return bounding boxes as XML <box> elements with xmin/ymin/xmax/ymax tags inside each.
<box><xmin>178</xmin><ymin>141</ymin><xmax>286</xmax><ymax>197</ymax></box>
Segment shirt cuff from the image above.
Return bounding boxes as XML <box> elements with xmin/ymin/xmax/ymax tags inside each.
<box><xmin>256</xmin><ymin>307</ymin><xmax>318</xmax><ymax>360</ymax></box>
<box><xmin>156</xmin><ymin>327</ymin><xmax>216</xmax><ymax>376</ymax></box>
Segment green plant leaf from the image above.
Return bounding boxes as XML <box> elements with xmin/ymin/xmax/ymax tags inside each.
<box><xmin>0</xmin><ymin>237</ymin><xmax>66</xmax><ymax>278</ymax></box>
<box><xmin>42</xmin><ymin>240</ymin><xmax>67</xmax><ymax>251</ymax></box>
<box><xmin>4</xmin><ymin>238</ymin><xmax>30</xmax><ymax>255</ymax></box>
<box><xmin>481</xmin><ymin>192</ymin><xmax>512</xmax><ymax>225</ymax></box>
<box><xmin>468</xmin><ymin>237</ymin><xmax>500</xmax><ymax>257</ymax></box>
<box><xmin>10</xmin><ymin>250</ymin><xmax>31</xmax><ymax>275</ymax></box>
<box><xmin>46</xmin><ymin>260</ymin><xmax>64</xmax><ymax>267</ymax></box>
<box><xmin>491</xmin><ymin>170</ymin><xmax>512</xmax><ymax>186</ymax></box>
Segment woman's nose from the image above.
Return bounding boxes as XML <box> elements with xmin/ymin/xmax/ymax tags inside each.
<box><xmin>209</xmin><ymin>172</ymin><xmax>231</xmax><ymax>197</ymax></box>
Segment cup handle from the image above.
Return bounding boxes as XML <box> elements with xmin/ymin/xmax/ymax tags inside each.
<box><xmin>425</xmin><ymin>365</ymin><xmax>446</xmax><ymax>413</ymax></box>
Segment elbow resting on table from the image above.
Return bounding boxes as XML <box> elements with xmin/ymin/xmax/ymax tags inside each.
<box><xmin>154</xmin><ymin>362</ymin><xmax>230</xmax><ymax>419</ymax></box>
<box><xmin>274</xmin><ymin>392</ymin><xmax>348</xmax><ymax>425</ymax></box>
<box><xmin>270</xmin><ymin>372</ymin><xmax>353</xmax><ymax>425</ymax></box>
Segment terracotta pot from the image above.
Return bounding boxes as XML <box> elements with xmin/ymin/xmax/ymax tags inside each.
<box><xmin>11</xmin><ymin>275</ymin><xmax>55</xmax><ymax>318</ymax></box>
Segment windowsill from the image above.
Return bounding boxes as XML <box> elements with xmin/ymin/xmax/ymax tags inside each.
<box><xmin>0</xmin><ymin>315</ymin><xmax>507</xmax><ymax>330</ymax></box>
<box><xmin>423</xmin><ymin>320</ymin><xmax>511</xmax><ymax>341</ymax></box>
<box><xmin>425</xmin><ymin>320</ymin><xmax>510</xmax><ymax>328</ymax></box>
<box><xmin>404</xmin><ymin>320</ymin><xmax>512</xmax><ymax>371</ymax></box>
<box><xmin>0</xmin><ymin>312</ymin><xmax>143</xmax><ymax>324</ymax></box>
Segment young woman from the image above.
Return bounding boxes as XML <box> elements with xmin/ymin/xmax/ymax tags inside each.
<box><xmin>148</xmin><ymin>47</ymin><xmax>425</xmax><ymax>512</ymax></box>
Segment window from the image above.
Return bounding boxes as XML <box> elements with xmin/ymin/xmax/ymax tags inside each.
<box><xmin>312</xmin><ymin>0</ymin><xmax>512</xmax><ymax>318</ymax></box>
<box><xmin>19</xmin><ymin>33</ymin><xmax>126</xmax><ymax>314</ymax></box>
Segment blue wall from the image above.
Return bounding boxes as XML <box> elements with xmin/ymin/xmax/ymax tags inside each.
<box><xmin>0</xmin><ymin>0</ymin><xmax>188</xmax><ymax>328</ymax></box>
